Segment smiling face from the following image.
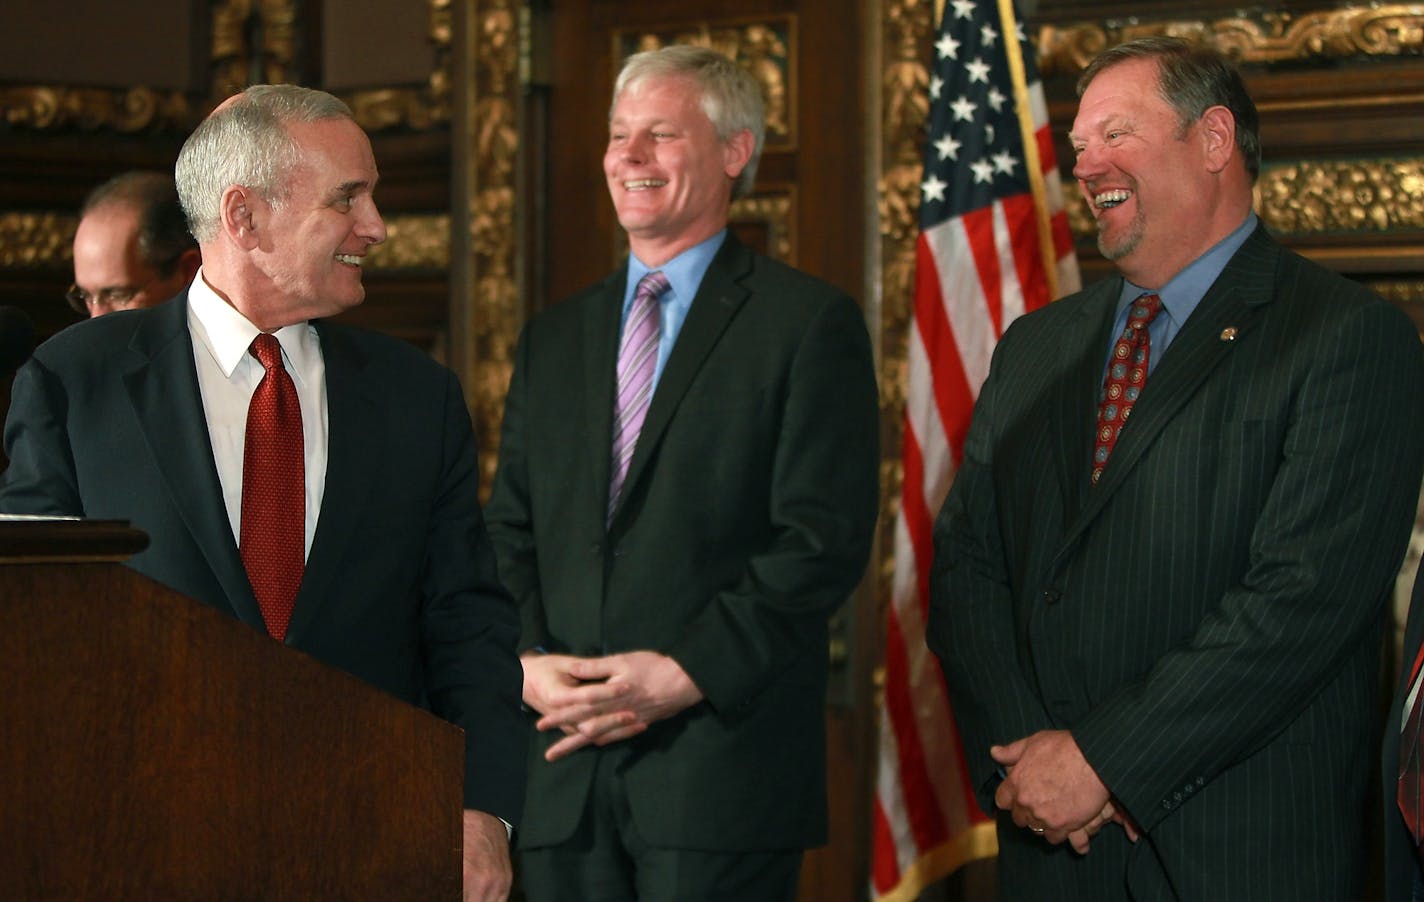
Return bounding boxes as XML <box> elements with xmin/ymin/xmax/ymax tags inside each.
<box><xmin>1070</xmin><ymin>57</ymin><xmax>1221</xmax><ymax>287</ymax></box>
<box><xmin>603</xmin><ymin>74</ymin><xmax>752</xmax><ymax>265</ymax></box>
<box><xmin>243</xmin><ymin>117</ymin><xmax>386</xmax><ymax>326</ymax></box>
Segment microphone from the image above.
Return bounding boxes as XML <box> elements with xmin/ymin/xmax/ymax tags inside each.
<box><xmin>0</xmin><ymin>307</ymin><xmax>36</xmax><ymax>377</ymax></box>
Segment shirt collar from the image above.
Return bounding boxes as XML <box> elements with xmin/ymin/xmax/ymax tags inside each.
<box><xmin>187</xmin><ymin>266</ymin><xmax>317</xmax><ymax>386</ymax></box>
<box><xmin>1117</xmin><ymin>212</ymin><xmax>1258</xmax><ymax>328</ymax></box>
<box><xmin>625</xmin><ymin>229</ymin><xmax>727</xmax><ymax>312</ymax></box>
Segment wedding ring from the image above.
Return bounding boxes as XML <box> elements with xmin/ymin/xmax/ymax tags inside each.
<box><xmin>1031</xmin><ymin>826</ymin><xmax>1046</xmax><ymax>834</ymax></box>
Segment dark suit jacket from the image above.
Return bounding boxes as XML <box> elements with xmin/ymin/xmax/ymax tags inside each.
<box><xmin>1385</xmin><ymin>566</ymin><xmax>1424</xmax><ymax>901</ymax></box>
<box><xmin>0</xmin><ymin>291</ymin><xmax>526</xmax><ymax>824</ymax></box>
<box><xmin>928</xmin><ymin>225</ymin><xmax>1424</xmax><ymax>900</ymax></box>
<box><xmin>485</xmin><ymin>233</ymin><xmax>880</xmax><ymax>851</ymax></box>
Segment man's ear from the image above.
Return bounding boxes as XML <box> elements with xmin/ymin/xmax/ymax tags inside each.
<box><xmin>177</xmin><ymin>247</ymin><xmax>202</xmax><ymax>283</ymax></box>
<box><xmin>1198</xmin><ymin>105</ymin><xmax>1236</xmax><ymax>175</ymax></box>
<box><xmin>722</xmin><ymin>128</ymin><xmax>755</xmax><ymax>182</ymax></box>
<box><xmin>220</xmin><ymin>186</ymin><xmax>258</xmax><ymax>248</ymax></box>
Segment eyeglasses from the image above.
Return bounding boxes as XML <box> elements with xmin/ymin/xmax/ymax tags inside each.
<box><xmin>65</xmin><ymin>276</ymin><xmax>161</xmax><ymax>315</ymax></box>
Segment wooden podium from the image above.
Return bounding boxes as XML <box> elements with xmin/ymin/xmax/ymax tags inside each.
<box><xmin>0</xmin><ymin>520</ymin><xmax>463</xmax><ymax>899</ymax></box>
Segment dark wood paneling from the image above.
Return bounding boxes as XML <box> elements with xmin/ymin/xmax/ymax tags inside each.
<box><xmin>0</xmin><ymin>0</ymin><xmax>202</xmax><ymax>90</ymax></box>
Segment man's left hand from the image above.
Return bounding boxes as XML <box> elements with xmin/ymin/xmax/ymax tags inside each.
<box><xmin>462</xmin><ymin>809</ymin><xmax>511</xmax><ymax>902</ymax></box>
<box><xmin>537</xmin><ymin>651</ymin><xmax>703</xmax><ymax>760</ymax></box>
<box><xmin>991</xmin><ymin>730</ymin><xmax>1111</xmax><ymax>842</ymax></box>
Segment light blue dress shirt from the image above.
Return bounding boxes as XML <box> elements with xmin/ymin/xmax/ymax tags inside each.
<box><xmin>620</xmin><ymin>229</ymin><xmax>727</xmax><ymax>393</ymax></box>
<box><xmin>1106</xmin><ymin>213</ymin><xmax>1258</xmax><ymax>376</ymax></box>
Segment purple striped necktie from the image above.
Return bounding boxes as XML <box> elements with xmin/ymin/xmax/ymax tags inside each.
<box><xmin>608</xmin><ymin>270</ymin><xmax>669</xmax><ymax>520</ymax></box>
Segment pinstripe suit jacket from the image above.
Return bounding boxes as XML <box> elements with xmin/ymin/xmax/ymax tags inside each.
<box><xmin>928</xmin><ymin>225</ymin><xmax>1424</xmax><ymax>900</ymax></box>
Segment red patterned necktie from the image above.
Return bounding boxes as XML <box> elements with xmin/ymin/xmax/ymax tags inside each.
<box><xmin>608</xmin><ymin>270</ymin><xmax>668</xmax><ymax>522</ymax></box>
<box><xmin>1399</xmin><ymin>642</ymin><xmax>1424</xmax><ymax>849</ymax></box>
<box><xmin>1091</xmin><ymin>293</ymin><xmax>1162</xmax><ymax>485</ymax></box>
<box><xmin>240</xmin><ymin>333</ymin><xmax>304</xmax><ymax>640</ymax></box>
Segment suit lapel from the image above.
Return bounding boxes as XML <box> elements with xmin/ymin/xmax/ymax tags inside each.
<box><xmin>609</xmin><ymin>236</ymin><xmax>752</xmax><ymax>524</ymax></box>
<box><xmin>1063</xmin><ymin>226</ymin><xmax>1279</xmax><ymax>550</ymax></box>
<box><xmin>1049</xmin><ymin>280</ymin><xmax>1121</xmax><ymax>528</ymax></box>
<box><xmin>585</xmin><ymin>267</ymin><xmax>625</xmax><ymax>519</ymax></box>
<box><xmin>122</xmin><ymin>294</ymin><xmax>263</xmax><ymax>627</ymax></box>
<box><xmin>284</xmin><ymin>323</ymin><xmax>377</xmax><ymax>643</ymax></box>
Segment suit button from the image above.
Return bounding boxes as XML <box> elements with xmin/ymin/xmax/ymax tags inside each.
<box><xmin>1042</xmin><ymin>589</ymin><xmax>1061</xmax><ymax>604</ymax></box>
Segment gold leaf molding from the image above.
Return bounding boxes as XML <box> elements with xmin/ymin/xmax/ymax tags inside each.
<box><xmin>0</xmin><ymin>213</ymin><xmax>76</xmax><ymax>268</ymax></box>
<box><xmin>617</xmin><ymin>18</ymin><xmax>796</xmax><ymax>145</ymax></box>
<box><xmin>365</xmin><ymin>214</ymin><xmax>452</xmax><ymax>270</ymax></box>
<box><xmin>1038</xmin><ymin>4</ymin><xmax>1424</xmax><ymax>75</ymax></box>
<box><xmin>0</xmin><ymin>87</ymin><xmax>189</xmax><ymax>132</ymax></box>
<box><xmin>1063</xmin><ymin>157</ymin><xmax>1424</xmax><ymax>238</ymax></box>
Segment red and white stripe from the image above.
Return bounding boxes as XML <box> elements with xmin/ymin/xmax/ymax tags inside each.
<box><xmin>871</xmin><ymin>80</ymin><xmax>1078</xmax><ymax>901</ymax></box>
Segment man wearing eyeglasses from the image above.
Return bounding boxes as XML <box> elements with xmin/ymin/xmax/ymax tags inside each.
<box><xmin>68</xmin><ymin>171</ymin><xmax>201</xmax><ymax>318</ymax></box>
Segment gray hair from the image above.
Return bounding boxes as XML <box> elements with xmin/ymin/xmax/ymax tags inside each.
<box><xmin>80</xmin><ymin>170</ymin><xmax>197</xmax><ymax>274</ymax></box>
<box><xmin>612</xmin><ymin>45</ymin><xmax>765</xmax><ymax>200</ymax></box>
<box><xmin>1077</xmin><ymin>36</ymin><xmax>1261</xmax><ymax>182</ymax></box>
<box><xmin>175</xmin><ymin>84</ymin><xmax>354</xmax><ymax>242</ymax></box>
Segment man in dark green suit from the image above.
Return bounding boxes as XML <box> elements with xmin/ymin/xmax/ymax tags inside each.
<box><xmin>485</xmin><ymin>45</ymin><xmax>879</xmax><ymax>900</ymax></box>
<box><xmin>929</xmin><ymin>37</ymin><xmax>1424</xmax><ymax>899</ymax></box>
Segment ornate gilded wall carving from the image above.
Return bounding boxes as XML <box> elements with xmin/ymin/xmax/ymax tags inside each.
<box><xmin>0</xmin><ymin>87</ymin><xmax>189</xmax><ymax>132</ymax></box>
<box><xmin>615</xmin><ymin>17</ymin><xmax>796</xmax><ymax>147</ymax></box>
<box><xmin>1038</xmin><ymin>4</ymin><xmax>1424</xmax><ymax>75</ymax></box>
<box><xmin>1257</xmin><ymin>158</ymin><xmax>1424</xmax><ymax>235</ymax></box>
<box><xmin>464</xmin><ymin>0</ymin><xmax>522</xmax><ymax>491</ymax></box>
<box><xmin>0</xmin><ymin>0</ymin><xmax>451</xmax><ymax>133</ymax></box>
<box><xmin>1064</xmin><ymin>157</ymin><xmax>1424</xmax><ymax>238</ymax></box>
<box><xmin>730</xmin><ymin>191</ymin><xmax>795</xmax><ymax>263</ymax></box>
<box><xmin>876</xmin><ymin>0</ymin><xmax>935</xmax><ymax>600</ymax></box>
<box><xmin>1370</xmin><ymin>280</ymin><xmax>1424</xmax><ymax>305</ymax></box>
<box><xmin>365</xmin><ymin>214</ymin><xmax>452</xmax><ymax>270</ymax></box>
<box><xmin>211</xmin><ymin>0</ymin><xmax>298</xmax><ymax>98</ymax></box>
<box><xmin>216</xmin><ymin>0</ymin><xmax>452</xmax><ymax>130</ymax></box>
<box><xmin>2</xmin><ymin>206</ymin><xmax>452</xmax><ymax>280</ymax></box>
<box><xmin>0</xmin><ymin>213</ymin><xmax>74</xmax><ymax>268</ymax></box>
<box><xmin>342</xmin><ymin>0</ymin><xmax>453</xmax><ymax>131</ymax></box>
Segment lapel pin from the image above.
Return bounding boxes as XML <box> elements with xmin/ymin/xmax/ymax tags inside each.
<box><xmin>1219</xmin><ymin>327</ymin><xmax>1238</xmax><ymax>342</ymax></box>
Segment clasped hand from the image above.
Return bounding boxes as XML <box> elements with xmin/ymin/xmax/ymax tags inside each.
<box><xmin>991</xmin><ymin>729</ymin><xmax>1139</xmax><ymax>854</ymax></box>
<box><xmin>520</xmin><ymin>650</ymin><xmax>703</xmax><ymax>761</ymax></box>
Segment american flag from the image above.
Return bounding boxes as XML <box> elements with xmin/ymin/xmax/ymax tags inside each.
<box><xmin>871</xmin><ymin>1</ymin><xmax>1078</xmax><ymax>898</ymax></box>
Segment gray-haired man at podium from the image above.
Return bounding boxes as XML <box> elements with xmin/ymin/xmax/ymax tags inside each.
<box><xmin>0</xmin><ymin>85</ymin><xmax>524</xmax><ymax>901</ymax></box>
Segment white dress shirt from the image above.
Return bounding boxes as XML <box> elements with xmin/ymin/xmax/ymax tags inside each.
<box><xmin>186</xmin><ymin>268</ymin><xmax>329</xmax><ymax>558</ymax></box>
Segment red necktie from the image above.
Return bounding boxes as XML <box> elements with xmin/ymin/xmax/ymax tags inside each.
<box><xmin>240</xmin><ymin>333</ymin><xmax>304</xmax><ymax>640</ymax></box>
<box><xmin>1091</xmin><ymin>293</ymin><xmax>1162</xmax><ymax>485</ymax></box>
<box><xmin>1399</xmin><ymin>642</ymin><xmax>1424</xmax><ymax>849</ymax></box>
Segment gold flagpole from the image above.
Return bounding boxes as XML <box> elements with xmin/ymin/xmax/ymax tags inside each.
<box><xmin>995</xmin><ymin>0</ymin><xmax>1061</xmax><ymax>299</ymax></box>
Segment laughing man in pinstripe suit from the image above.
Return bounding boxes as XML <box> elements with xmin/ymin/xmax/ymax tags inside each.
<box><xmin>928</xmin><ymin>37</ymin><xmax>1424</xmax><ymax>900</ymax></box>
